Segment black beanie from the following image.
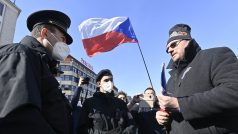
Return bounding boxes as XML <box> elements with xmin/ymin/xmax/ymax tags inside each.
<box><xmin>167</xmin><ymin>24</ymin><xmax>192</xmax><ymax>46</ymax></box>
<box><xmin>96</xmin><ymin>69</ymin><xmax>113</xmax><ymax>82</ymax></box>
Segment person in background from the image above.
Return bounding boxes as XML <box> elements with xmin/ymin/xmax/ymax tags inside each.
<box><xmin>116</xmin><ymin>91</ymin><xmax>128</xmax><ymax>104</ymax></box>
<box><xmin>157</xmin><ymin>23</ymin><xmax>238</xmax><ymax>133</ymax></box>
<box><xmin>128</xmin><ymin>87</ymin><xmax>165</xmax><ymax>134</ymax></box>
<box><xmin>78</xmin><ymin>69</ymin><xmax>136</xmax><ymax>134</ymax></box>
<box><xmin>0</xmin><ymin>10</ymin><xmax>73</xmax><ymax>134</ymax></box>
<box><xmin>71</xmin><ymin>76</ymin><xmax>90</xmax><ymax>134</ymax></box>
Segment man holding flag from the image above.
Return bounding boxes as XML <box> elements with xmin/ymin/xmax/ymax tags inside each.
<box><xmin>157</xmin><ymin>24</ymin><xmax>238</xmax><ymax>133</ymax></box>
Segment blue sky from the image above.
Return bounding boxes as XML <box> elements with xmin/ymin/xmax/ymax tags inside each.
<box><xmin>13</xmin><ymin>0</ymin><xmax>238</xmax><ymax>96</ymax></box>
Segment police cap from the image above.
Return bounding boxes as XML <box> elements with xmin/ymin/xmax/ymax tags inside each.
<box><xmin>27</xmin><ymin>10</ymin><xmax>73</xmax><ymax>45</ymax></box>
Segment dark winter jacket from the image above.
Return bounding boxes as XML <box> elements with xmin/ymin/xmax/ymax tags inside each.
<box><xmin>78</xmin><ymin>91</ymin><xmax>136</xmax><ymax>134</ymax></box>
<box><xmin>167</xmin><ymin>39</ymin><xmax>238</xmax><ymax>134</ymax></box>
<box><xmin>130</xmin><ymin>100</ymin><xmax>165</xmax><ymax>134</ymax></box>
<box><xmin>0</xmin><ymin>36</ymin><xmax>72</xmax><ymax>134</ymax></box>
<box><xmin>131</xmin><ymin>109</ymin><xmax>165</xmax><ymax>134</ymax></box>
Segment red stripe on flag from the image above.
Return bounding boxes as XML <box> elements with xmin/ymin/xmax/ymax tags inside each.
<box><xmin>82</xmin><ymin>31</ymin><xmax>138</xmax><ymax>57</ymax></box>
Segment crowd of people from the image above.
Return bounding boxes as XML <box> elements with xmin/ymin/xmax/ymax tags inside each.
<box><xmin>1</xmin><ymin>9</ymin><xmax>238</xmax><ymax>134</ymax></box>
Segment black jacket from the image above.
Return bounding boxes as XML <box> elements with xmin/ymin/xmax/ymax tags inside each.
<box><xmin>167</xmin><ymin>39</ymin><xmax>238</xmax><ymax>134</ymax></box>
<box><xmin>0</xmin><ymin>36</ymin><xmax>72</xmax><ymax>134</ymax></box>
<box><xmin>71</xmin><ymin>86</ymin><xmax>83</xmax><ymax>134</ymax></box>
<box><xmin>78</xmin><ymin>91</ymin><xmax>136</xmax><ymax>134</ymax></box>
<box><xmin>131</xmin><ymin>109</ymin><xmax>165</xmax><ymax>134</ymax></box>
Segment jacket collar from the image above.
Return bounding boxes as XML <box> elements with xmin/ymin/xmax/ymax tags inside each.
<box><xmin>93</xmin><ymin>91</ymin><xmax>115</xmax><ymax>99</ymax></box>
<box><xmin>167</xmin><ymin>39</ymin><xmax>201</xmax><ymax>71</ymax></box>
<box><xmin>20</xmin><ymin>36</ymin><xmax>59</xmax><ymax>74</ymax></box>
<box><xmin>20</xmin><ymin>36</ymin><xmax>57</xmax><ymax>61</ymax></box>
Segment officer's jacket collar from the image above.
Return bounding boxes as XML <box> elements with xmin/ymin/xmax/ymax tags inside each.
<box><xmin>20</xmin><ymin>36</ymin><xmax>56</xmax><ymax>61</ymax></box>
<box><xmin>20</xmin><ymin>36</ymin><xmax>59</xmax><ymax>74</ymax></box>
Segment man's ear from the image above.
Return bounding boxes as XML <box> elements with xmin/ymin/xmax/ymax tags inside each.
<box><xmin>97</xmin><ymin>81</ymin><xmax>101</xmax><ymax>87</ymax></box>
<box><xmin>40</xmin><ymin>28</ymin><xmax>48</xmax><ymax>38</ymax></box>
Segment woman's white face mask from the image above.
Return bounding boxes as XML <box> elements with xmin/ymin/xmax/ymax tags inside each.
<box><xmin>43</xmin><ymin>32</ymin><xmax>70</xmax><ymax>61</ymax></box>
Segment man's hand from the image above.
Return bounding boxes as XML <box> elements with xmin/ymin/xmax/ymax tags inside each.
<box><xmin>156</xmin><ymin>110</ymin><xmax>170</xmax><ymax>125</ymax></box>
<box><xmin>78</xmin><ymin>77</ymin><xmax>84</xmax><ymax>87</ymax></box>
<box><xmin>158</xmin><ymin>95</ymin><xmax>179</xmax><ymax>110</ymax></box>
<box><xmin>131</xmin><ymin>94</ymin><xmax>142</xmax><ymax>104</ymax></box>
<box><xmin>127</xmin><ymin>94</ymin><xmax>142</xmax><ymax>111</ymax></box>
<box><xmin>78</xmin><ymin>76</ymin><xmax>90</xmax><ymax>87</ymax></box>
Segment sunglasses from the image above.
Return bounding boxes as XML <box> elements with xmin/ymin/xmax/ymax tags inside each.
<box><xmin>166</xmin><ymin>40</ymin><xmax>182</xmax><ymax>53</ymax></box>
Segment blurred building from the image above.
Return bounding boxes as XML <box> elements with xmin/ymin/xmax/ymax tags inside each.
<box><xmin>0</xmin><ymin>0</ymin><xmax>20</xmax><ymax>45</ymax></box>
<box><xmin>58</xmin><ymin>55</ymin><xmax>97</xmax><ymax>102</ymax></box>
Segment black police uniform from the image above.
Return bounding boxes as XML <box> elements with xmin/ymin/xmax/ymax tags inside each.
<box><xmin>78</xmin><ymin>91</ymin><xmax>136</xmax><ymax>134</ymax></box>
<box><xmin>0</xmin><ymin>10</ymin><xmax>73</xmax><ymax>134</ymax></box>
<box><xmin>0</xmin><ymin>36</ymin><xmax>72</xmax><ymax>134</ymax></box>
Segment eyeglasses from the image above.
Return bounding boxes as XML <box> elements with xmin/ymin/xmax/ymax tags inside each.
<box><xmin>166</xmin><ymin>40</ymin><xmax>182</xmax><ymax>53</ymax></box>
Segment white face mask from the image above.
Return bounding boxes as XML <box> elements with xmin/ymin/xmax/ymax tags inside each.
<box><xmin>101</xmin><ymin>81</ymin><xmax>114</xmax><ymax>93</ymax></box>
<box><xmin>43</xmin><ymin>32</ymin><xmax>70</xmax><ymax>61</ymax></box>
<box><xmin>51</xmin><ymin>42</ymin><xmax>70</xmax><ymax>61</ymax></box>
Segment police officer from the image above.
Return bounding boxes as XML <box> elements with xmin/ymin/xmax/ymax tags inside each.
<box><xmin>78</xmin><ymin>69</ymin><xmax>136</xmax><ymax>134</ymax></box>
<box><xmin>0</xmin><ymin>10</ymin><xmax>73</xmax><ymax>134</ymax></box>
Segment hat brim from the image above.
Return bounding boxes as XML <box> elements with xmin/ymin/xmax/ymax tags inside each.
<box><xmin>53</xmin><ymin>24</ymin><xmax>72</xmax><ymax>44</ymax></box>
<box><xmin>58</xmin><ymin>27</ymin><xmax>73</xmax><ymax>45</ymax></box>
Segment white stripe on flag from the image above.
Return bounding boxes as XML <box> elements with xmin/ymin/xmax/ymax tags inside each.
<box><xmin>79</xmin><ymin>17</ymin><xmax>128</xmax><ymax>39</ymax></box>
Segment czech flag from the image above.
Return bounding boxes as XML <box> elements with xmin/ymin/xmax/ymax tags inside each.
<box><xmin>79</xmin><ymin>17</ymin><xmax>138</xmax><ymax>57</ymax></box>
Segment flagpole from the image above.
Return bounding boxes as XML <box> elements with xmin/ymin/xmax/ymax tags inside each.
<box><xmin>136</xmin><ymin>43</ymin><xmax>154</xmax><ymax>88</ymax></box>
